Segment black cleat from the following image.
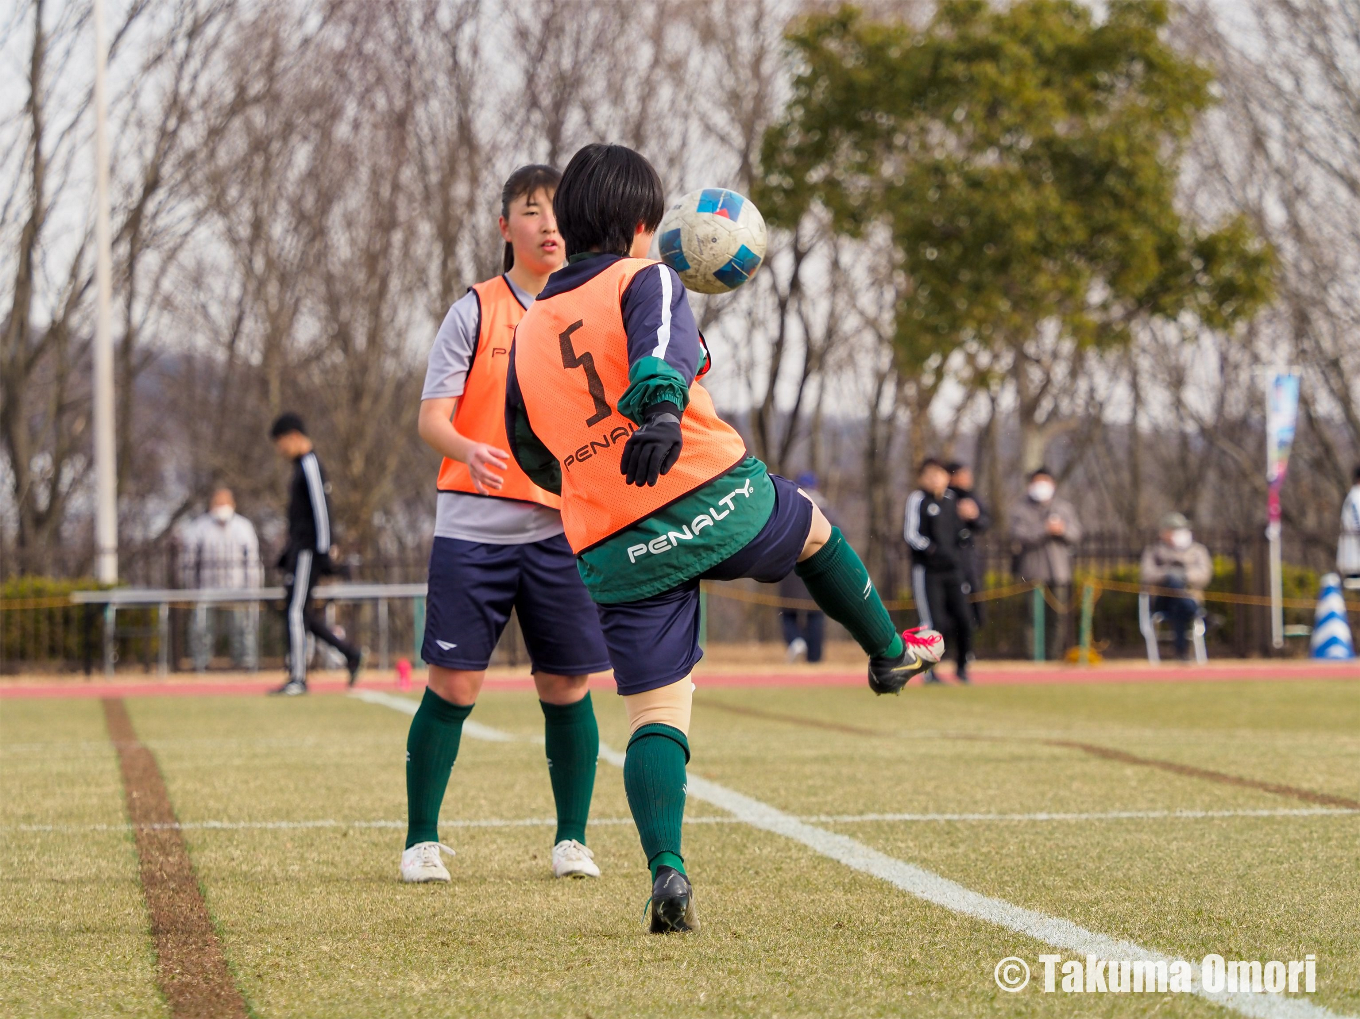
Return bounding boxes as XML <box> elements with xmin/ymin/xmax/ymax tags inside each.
<box><xmin>647</xmin><ymin>866</ymin><xmax>698</xmax><ymax>934</ymax></box>
<box><xmin>921</xmin><ymin>669</ymin><xmax>943</xmax><ymax>685</ymax></box>
<box><xmin>347</xmin><ymin>650</ymin><xmax>365</xmax><ymax>688</ymax></box>
<box><xmin>955</xmin><ymin>666</ymin><xmax>971</xmax><ymax>684</ymax></box>
<box><xmin>869</xmin><ymin>650</ymin><xmax>920</xmax><ymax>694</ymax></box>
<box><xmin>269</xmin><ymin>679</ymin><xmax>307</xmax><ymax>696</ymax></box>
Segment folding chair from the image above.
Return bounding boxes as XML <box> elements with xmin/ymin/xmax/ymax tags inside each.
<box><xmin>1139</xmin><ymin>591</ymin><xmax>1206</xmax><ymax>665</ymax></box>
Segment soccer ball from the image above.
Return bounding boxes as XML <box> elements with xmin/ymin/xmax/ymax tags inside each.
<box><xmin>657</xmin><ymin>188</ymin><xmax>767</xmax><ymax>294</ymax></box>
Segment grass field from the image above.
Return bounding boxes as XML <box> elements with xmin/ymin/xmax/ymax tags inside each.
<box><xmin>2</xmin><ymin>674</ymin><xmax>1358</xmax><ymax>1018</ymax></box>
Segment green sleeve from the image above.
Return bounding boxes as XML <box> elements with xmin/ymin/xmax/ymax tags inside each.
<box><xmin>510</xmin><ymin>404</ymin><xmax>561</xmax><ymax>496</ymax></box>
<box><xmin>616</xmin><ymin>357</ymin><xmax>691</xmax><ymax>425</ymax></box>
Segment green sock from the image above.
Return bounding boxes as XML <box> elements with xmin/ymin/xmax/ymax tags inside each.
<box><xmin>405</xmin><ymin>687</ymin><xmax>473</xmax><ymax>849</ymax></box>
<box><xmin>623</xmin><ymin>723</ymin><xmax>689</xmax><ymax>881</ymax></box>
<box><xmin>795</xmin><ymin>527</ymin><xmax>902</xmax><ymax>659</ymax></box>
<box><xmin>541</xmin><ymin>693</ymin><xmax>598</xmax><ymax>846</ymax></box>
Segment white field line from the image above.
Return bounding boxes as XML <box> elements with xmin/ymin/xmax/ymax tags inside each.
<box><xmin>355</xmin><ymin>691</ymin><xmax>1354</xmax><ymax>1019</ymax></box>
<box><xmin>350</xmin><ymin>688</ymin><xmax>515</xmax><ymax>743</ymax></box>
<box><xmin>12</xmin><ymin>806</ymin><xmax>1357</xmax><ymax>835</ymax></box>
<box><xmin>812</xmin><ymin>808</ymin><xmax>1360</xmax><ymax>822</ymax></box>
<box><xmin>9</xmin><ymin>816</ymin><xmax>721</xmax><ymax>833</ymax></box>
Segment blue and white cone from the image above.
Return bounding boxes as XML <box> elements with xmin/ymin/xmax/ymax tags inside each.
<box><xmin>1310</xmin><ymin>573</ymin><xmax>1355</xmax><ymax>660</ymax></box>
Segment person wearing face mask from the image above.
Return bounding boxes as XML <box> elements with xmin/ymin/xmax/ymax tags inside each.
<box><xmin>179</xmin><ymin>487</ymin><xmax>264</xmax><ymax>671</ymax></box>
<box><xmin>1140</xmin><ymin>513</ymin><xmax>1212</xmax><ymax>661</ymax></box>
<box><xmin>1008</xmin><ymin>467</ymin><xmax>1084</xmax><ymax>659</ymax></box>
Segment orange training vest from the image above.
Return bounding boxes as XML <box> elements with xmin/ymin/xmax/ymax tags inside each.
<box><xmin>437</xmin><ymin>276</ymin><xmax>561</xmax><ymax>510</ymax></box>
<box><xmin>512</xmin><ymin>258</ymin><xmax>747</xmax><ymax>552</ymax></box>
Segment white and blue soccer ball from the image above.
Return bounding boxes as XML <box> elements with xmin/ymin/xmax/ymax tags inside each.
<box><xmin>657</xmin><ymin>188</ymin><xmax>767</xmax><ymax>294</ymax></box>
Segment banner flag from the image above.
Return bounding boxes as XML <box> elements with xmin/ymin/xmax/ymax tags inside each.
<box><xmin>1265</xmin><ymin>371</ymin><xmax>1300</xmax><ymax>526</ymax></box>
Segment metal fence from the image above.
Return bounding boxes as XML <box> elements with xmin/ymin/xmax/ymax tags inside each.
<box><xmin>702</xmin><ymin>529</ymin><xmax>1327</xmax><ymax>659</ymax></box>
<box><xmin>0</xmin><ymin>530</ymin><xmax>1340</xmax><ymax>674</ymax></box>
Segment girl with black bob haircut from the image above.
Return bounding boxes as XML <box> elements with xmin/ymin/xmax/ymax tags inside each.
<box><xmin>506</xmin><ymin>141</ymin><xmax>944</xmax><ymax>934</ymax></box>
<box><xmin>552</xmin><ymin>143</ymin><xmax>666</xmax><ymax>258</ymax></box>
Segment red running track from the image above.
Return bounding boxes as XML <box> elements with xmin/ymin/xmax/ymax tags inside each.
<box><xmin>2</xmin><ymin>660</ymin><xmax>1357</xmax><ymax>699</ymax></box>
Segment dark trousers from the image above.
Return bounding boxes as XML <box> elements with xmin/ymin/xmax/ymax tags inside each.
<box><xmin>959</xmin><ymin>550</ymin><xmax>985</xmax><ymax>628</ymax></box>
<box><xmin>780</xmin><ymin>610</ymin><xmax>825</xmax><ymax>662</ymax></box>
<box><xmin>283</xmin><ymin>549</ymin><xmax>358</xmax><ymax>682</ymax></box>
<box><xmin>1151</xmin><ymin>592</ymin><xmax>1199</xmax><ymax>657</ymax></box>
<box><xmin>912</xmin><ymin>565</ymin><xmax>973</xmax><ymax>670</ymax></box>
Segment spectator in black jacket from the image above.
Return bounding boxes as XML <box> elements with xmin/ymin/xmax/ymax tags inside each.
<box><xmin>946</xmin><ymin>462</ymin><xmax>991</xmax><ymax>628</ymax></box>
<box><xmin>904</xmin><ymin>458</ymin><xmax>974</xmax><ymax>683</ymax></box>
<box><xmin>269</xmin><ymin>413</ymin><xmax>361</xmax><ymax>695</ymax></box>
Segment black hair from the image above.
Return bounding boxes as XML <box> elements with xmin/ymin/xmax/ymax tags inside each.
<box><xmin>1028</xmin><ymin>466</ymin><xmax>1054</xmax><ymax>480</ymax></box>
<box><xmin>918</xmin><ymin>457</ymin><xmax>946</xmax><ymax>474</ymax></box>
<box><xmin>500</xmin><ymin>164</ymin><xmax>561</xmax><ymax>273</ymax></box>
<box><xmin>269</xmin><ymin>412</ymin><xmax>306</xmax><ymax>439</ymax></box>
<box><xmin>944</xmin><ymin>461</ymin><xmax>966</xmax><ymax>474</ymax></box>
<box><xmin>553</xmin><ymin>143</ymin><xmax>665</xmax><ymax>258</ymax></box>
<box><xmin>1354</xmin><ymin>463</ymin><xmax>1360</xmax><ymax>483</ymax></box>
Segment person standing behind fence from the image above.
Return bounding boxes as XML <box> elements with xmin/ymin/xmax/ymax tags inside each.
<box><xmin>179</xmin><ymin>487</ymin><xmax>262</xmax><ymax>672</ymax></box>
<box><xmin>1338</xmin><ymin>465</ymin><xmax>1360</xmax><ymax>584</ymax></box>
<box><xmin>268</xmin><ymin>413</ymin><xmax>362</xmax><ymax>695</ymax></box>
<box><xmin>905</xmin><ymin>459</ymin><xmax>974</xmax><ymax>683</ymax></box>
<box><xmin>946</xmin><ymin>462</ymin><xmax>990</xmax><ymax>630</ymax></box>
<box><xmin>1008</xmin><ymin>467</ymin><xmax>1083</xmax><ymax>660</ymax></box>
<box><xmin>1140</xmin><ymin>512</ymin><xmax>1212</xmax><ymax>661</ymax></box>
<box><xmin>778</xmin><ymin>472</ymin><xmax>832</xmax><ymax>662</ymax></box>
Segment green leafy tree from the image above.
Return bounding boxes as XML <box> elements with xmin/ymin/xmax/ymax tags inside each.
<box><xmin>757</xmin><ymin>0</ymin><xmax>1275</xmax><ymax>471</ymax></box>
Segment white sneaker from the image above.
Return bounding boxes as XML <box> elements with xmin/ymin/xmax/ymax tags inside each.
<box><xmin>786</xmin><ymin>637</ymin><xmax>808</xmax><ymax>662</ymax></box>
<box><xmin>400</xmin><ymin>841</ymin><xmax>455</xmax><ymax>883</ymax></box>
<box><xmin>551</xmin><ymin>839</ymin><xmax>600</xmax><ymax>879</ymax></box>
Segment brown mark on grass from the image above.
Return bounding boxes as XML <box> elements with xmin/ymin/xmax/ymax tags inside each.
<box><xmin>1047</xmin><ymin>740</ymin><xmax>1360</xmax><ymax>810</ymax></box>
<box><xmin>697</xmin><ymin>697</ymin><xmax>881</xmax><ymax>736</ymax></box>
<box><xmin>698</xmin><ymin>697</ymin><xmax>1360</xmax><ymax>809</ymax></box>
<box><xmin>102</xmin><ymin>698</ymin><xmax>248</xmax><ymax>1019</ymax></box>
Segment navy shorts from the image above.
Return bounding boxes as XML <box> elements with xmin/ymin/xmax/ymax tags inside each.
<box><xmin>422</xmin><ymin>534</ymin><xmax>612</xmax><ymax>675</ymax></box>
<box><xmin>596</xmin><ymin>475</ymin><xmax>814</xmax><ymax>695</ymax></box>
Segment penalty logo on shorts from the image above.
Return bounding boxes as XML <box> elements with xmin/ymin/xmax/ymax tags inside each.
<box><xmin>626</xmin><ymin>478</ymin><xmax>756</xmax><ymax>565</ymax></box>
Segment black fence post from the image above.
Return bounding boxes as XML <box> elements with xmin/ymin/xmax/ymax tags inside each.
<box><xmin>83</xmin><ymin>604</ymin><xmax>94</xmax><ymax>677</ymax></box>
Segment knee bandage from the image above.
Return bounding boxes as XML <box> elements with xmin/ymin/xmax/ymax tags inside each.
<box><xmin>623</xmin><ymin>676</ymin><xmax>694</xmax><ymax>737</ymax></box>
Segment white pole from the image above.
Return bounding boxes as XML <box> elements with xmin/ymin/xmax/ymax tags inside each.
<box><xmin>1268</xmin><ymin>521</ymin><xmax>1284</xmax><ymax>649</ymax></box>
<box><xmin>92</xmin><ymin>0</ymin><xmax>118</xmax><ymax>584</ymax></box>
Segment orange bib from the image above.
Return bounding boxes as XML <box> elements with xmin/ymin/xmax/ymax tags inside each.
<box><xmin>512</xmin><ymin>258</ymin><xmax>747</xmax><ymax>552</ymax></box>
<box><xmin>437</xmin><ymin>276</ymin><xmax>561</xmax><ymax>510</ymax></box>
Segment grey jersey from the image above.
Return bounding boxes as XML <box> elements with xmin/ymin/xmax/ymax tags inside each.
<box><xmin>423</xmin><ymin>277</ymin><xmax>564</xmax><ymax>545</ymax></box>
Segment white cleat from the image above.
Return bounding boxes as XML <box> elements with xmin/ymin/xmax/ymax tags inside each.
<box><xmin>551</xmin><ymin>839</ymin><xmax>600</xmax><ymax>879</ymax></box>
<box><xmin>785</xmin><ymin>637</ymin><xmax>808</xmax><ymax>662</ymax></box>
<box><xmin>400</xmin><ymin>841</ymin><xmax>455</xmax><ymax>883</ymax></box>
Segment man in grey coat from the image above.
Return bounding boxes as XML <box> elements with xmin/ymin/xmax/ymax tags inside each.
<box><xmin>1140</xmin><ymin>512</ymin><xmax>1212</xmax><ymax>661</ymax></box>
<box><xmin>1008</xmin><ymin>467</ymin><xmax>1083</xmax><ymax>659</ymax></box>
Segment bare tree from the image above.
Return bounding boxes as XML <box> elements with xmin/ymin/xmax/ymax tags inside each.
<box><xmin>0</xmin><ymin>0</ymin><xmax>239</xmax><ymax>574</ymax></box>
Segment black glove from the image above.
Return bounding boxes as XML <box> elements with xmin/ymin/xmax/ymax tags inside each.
<box><xmin>619</xmin><ymin>402</ymin><xmax>683</xmax><ymax>487</ymax></box>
